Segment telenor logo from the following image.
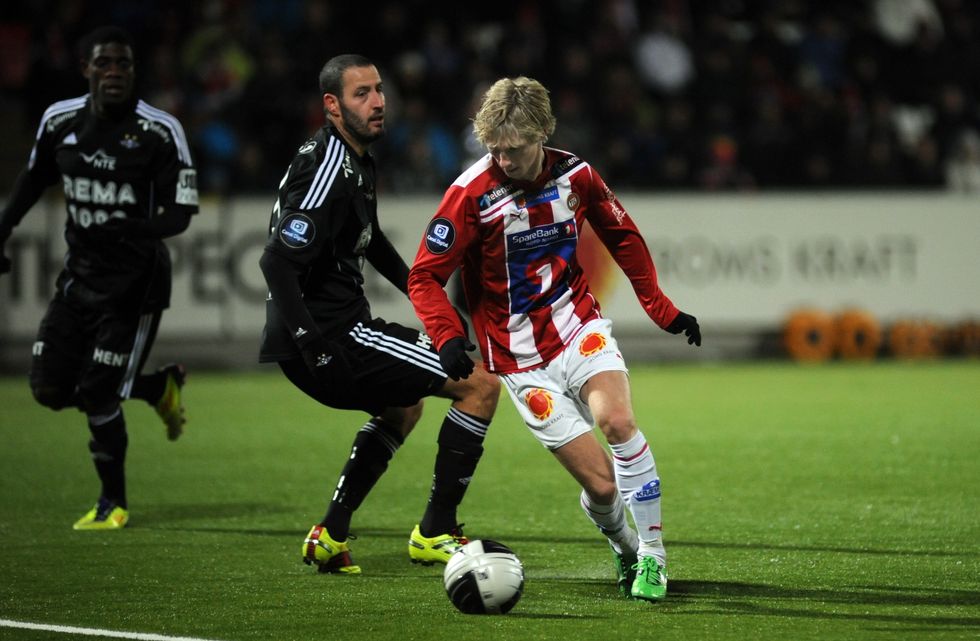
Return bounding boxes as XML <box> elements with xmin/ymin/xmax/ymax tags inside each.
<box><xmin>425</xmin><ymin>217</ymin><xmax>455</xmax><ymax>254</ymax></box>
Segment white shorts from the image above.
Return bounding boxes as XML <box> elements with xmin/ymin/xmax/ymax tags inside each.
<box><xmin>500</xmin><ymin>318</ymin><xmax>629</xmax><ymax>451</ymax></box>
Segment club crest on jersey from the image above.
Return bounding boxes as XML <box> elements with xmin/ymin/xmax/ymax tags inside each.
<box><xmin>567</xmin><ymin>192</ymin><xmax>580</xmax><ymax>210</ymax></box>
<box><xmin>279</xmin><ymin>213</ymin><xmax>316</xmax><ymax>248</ymax></box>
<box><xmin>579</xmin><ymin>332</ymin><xmax>607</xmax><ymax>356</ymax></box>
<box><xmin>425</xmin><ymin>217</ymin><xmax>455</xmax><ymax>254</ymax></box>
<box><xmin>524</xmin><ymin>388</ymin><xmax>554</xmax><ymax>421</ymax></box>
<box><xmin>298</xmin><ymin>140</ymin><xmax>317</xmax><ymax>154</ymax></box>
<box><xmin>119</xmin><ymin>134</ymin><xmax>140</xmax><ymax>149</ymax></box>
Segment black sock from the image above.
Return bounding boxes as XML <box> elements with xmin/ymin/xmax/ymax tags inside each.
<box><xmin>419</xmin><ymin>407</ymin><xmax>488</xmax><ymax>537</ymax></box>
<box><xmin>87</xmin><ymin>408</ymin><xmax>129</xmax><ymax>508</ymax></box>
<box><xmin>321</xmin><ymin>418</ymin><xmax>403</xmax><ymax>541</ymax></box>
<box><xmin>129</xmin><ymin>371</ymin><xmax>166</xmax><ymax>404</ymax></box>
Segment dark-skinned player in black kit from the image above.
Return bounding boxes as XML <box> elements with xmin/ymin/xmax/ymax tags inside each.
<box><xmin>0</xmin><ymin>26</ymin><xmax>197</xmax><ymax>530</ymax></box>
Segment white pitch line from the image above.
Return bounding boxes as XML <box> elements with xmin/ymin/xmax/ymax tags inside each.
<box><xmin>0</xmin><ymin>619</ymin><xmax>228</xmax><ymax>641</ymax></box>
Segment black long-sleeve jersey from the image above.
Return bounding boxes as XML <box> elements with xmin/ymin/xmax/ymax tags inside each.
<box><xmin>1</xmin><ymin>94</ymin><xmax>197</xmax><ymax>311</ymax></box>
<box><xmin>259</xmin><ymin>125</ymin><xmax>410</xmax><ymax>362</ymax></box>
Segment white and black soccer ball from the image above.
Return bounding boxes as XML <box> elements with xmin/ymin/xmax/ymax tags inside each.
<box><xmin>443</xmin><ymin>539</ymin><xmax>524</xmax><ymax>614</ymax></box>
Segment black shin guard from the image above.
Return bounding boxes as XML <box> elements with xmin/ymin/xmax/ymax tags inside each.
<box><xmin>87</xmin><ymin>409</ymin><xmax>129</xmax><ymax>508</ymax></box>
<box><xmin>322</xmin><ymin>419</ymin><xmax>403</xmax><ymax>540</ymax></box>
<box><xmin>420</xmin><ymin>408</ymin><xmax>488</xmax><ymax>537</ymax></box>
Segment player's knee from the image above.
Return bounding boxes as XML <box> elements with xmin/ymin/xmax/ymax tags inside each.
<box><xmin>582</xmin><ymin>478</ymin><xmax>619</xmax><ymax>505</ymax></box>
<box><xmin>75</xmin><ymin>387</ymin><xmax>120</xmax><ymax>417</ymax></box>
<box><xmin>381</xmin><ymin>401</ymin><xmax>423</xmax><ymax>437</ymax></box>
<box><xmin>31</xmin><ymin>383</ymin><xmax>74</xmax><ymax>410</ymax></box>
<box><xmin>597</xmin><ymin>410</ymin><xmax>637</xmax><ymax>443</ymax></box>
<box><xmin>403</xmin><ymin>400</ymin><xmax>424</xmax><ymax>428</ymax></box>
<box><xmin>464</xmin><ymin>370</ymin><xmax>500</xmax><ymax>410</ymax></box>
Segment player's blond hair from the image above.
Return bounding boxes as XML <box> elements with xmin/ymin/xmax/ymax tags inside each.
<box><xmin>472</xmin><ymin>77</ymin><xmax>557</xmax><ymax>147</ymax></box>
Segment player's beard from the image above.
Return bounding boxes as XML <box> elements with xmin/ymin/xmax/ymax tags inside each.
<box><xmin>340</xmin><ymin>102</ymin><xmax>384</xmax><ymax>147</ymax></box>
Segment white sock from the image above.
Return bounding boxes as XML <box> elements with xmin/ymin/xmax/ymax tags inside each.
<box><xmin>610</xmin><ymin>430</ymin><xmax>666</xmax><ymax>566</ymax></box>
<box><xmin>579</xmin><ymin>489</ymin><xmax>638</xmax><ymax>555</ymax></box>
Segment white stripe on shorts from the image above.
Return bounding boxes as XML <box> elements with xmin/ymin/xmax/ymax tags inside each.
<box><xmin>349</xmin><ymin>322</ymin><xmax>446</xmax><ymax>377</ymax></box>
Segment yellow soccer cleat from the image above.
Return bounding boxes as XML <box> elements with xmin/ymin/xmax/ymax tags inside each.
<box><xmin>154</xmin><ymin>363</ymin><xmax>186</xmax><ymax>441</ymax></box>
<box><xmin>302</xmin><ymin>525</ymin><xmax>361</xmax><ymax>574</ymax></box>
<box><xmin>73</xmin><ymin>499</ymin><xmax>129</xmax><ymax>531</ymax></box>
<box><xmin>408</xmin><ymin>523</ymin><xmax>468</xmax><ymax>565</ymax></box>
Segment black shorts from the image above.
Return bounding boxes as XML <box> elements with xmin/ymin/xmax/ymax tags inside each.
<box><xmin>29</xmin><ymin>293</ymin><xmax>161</xmax><ymax>410</ymax></box>
<box><xmin>280</xmin><ymin>317</ymin><xmax>447</xmax><ymax>415</ymax></box>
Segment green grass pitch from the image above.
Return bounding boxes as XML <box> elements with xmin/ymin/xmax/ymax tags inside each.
<box><xmin>1</xmin><ymin>362</ymin><xmax>978</xmax><ymax>641</ymax></box>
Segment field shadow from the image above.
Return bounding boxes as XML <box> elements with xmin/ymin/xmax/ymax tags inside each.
<box><xmin>670</xmin><ymin>539</ymin><xmax>971</xmax><ymax>559</ymax></box>
<box><xmin>666</xmin><ymin>579</ymin><xmax>980</xmax><ymax>629</ymax></box>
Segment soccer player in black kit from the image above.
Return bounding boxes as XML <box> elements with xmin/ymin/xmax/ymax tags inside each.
<box><xmin>259</xmin><ymin>54</ymin><xmax>500</xmax><ymax>573</ymax></box>
<box><xmin>0</xmin><ymin>26</ymin><xmax>197</xmax><ymax>530</ymax></box>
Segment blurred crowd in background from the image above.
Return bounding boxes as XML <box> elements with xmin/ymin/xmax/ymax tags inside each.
<box><xmin>2</xmin><ymin>0</ymin><xmax>980</xmax><ymax>196</ymax></box>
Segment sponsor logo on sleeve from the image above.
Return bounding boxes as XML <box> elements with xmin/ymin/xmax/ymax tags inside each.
<box><xmin>425</xmin><ymin>217</ymin><xmax>455</xmax><ymax>254</ymax></box>
<box><xmin>279</xmin><ymin>213</ymin><xmax>316</xmax><ymax>248</ymax></box>
<box><xmin>176</xmin><ymin>168</ymin><xmax>198</xmax><ymax>205</ymax></box>
<box><xmin>298</xmin><ymin>140</ymin><xmax>317</xmax><ymax>154</ymax></box>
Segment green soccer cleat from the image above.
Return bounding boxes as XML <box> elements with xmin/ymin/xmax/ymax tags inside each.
<box><xmin>302</xmin><ymin>525</ymin><xmax>360</xmax><ymax>574</ymax></box>
<box><xmin>154</xmin><ymin>363</ymin><xmax>186</xmax><ymax>441</ymax></box>
<box><xmin>73</xmin><ymin>498</ymin><xmax>129</xmax><ymax>531</ymax></box>
<box><xmin>630</xmin><ymin>556</ymin><xmax>668</xmax><ymax>602</ymax></box>
<box><xmin>611</xmin><ymin>545</ymin><xmax>639</xmax><ymax>598</ymax></box>
<box><xmin>408</xmin><ymin>523</ymin><xmax>468</xmax><ymax>565</ymax></box>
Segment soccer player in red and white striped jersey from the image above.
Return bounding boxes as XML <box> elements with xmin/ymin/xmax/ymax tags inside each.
<box><xmin>409</xmin><ymin>77</ymin><xmax>701</xmax><ymax>601</ymax></box>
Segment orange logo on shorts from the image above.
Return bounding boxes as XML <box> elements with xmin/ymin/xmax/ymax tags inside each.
<box><xmin>579</xmin><ymin>332</ymin><xmax>606</xmax><ymax>356</ymax></box>
<box><xmin>524</xmin><ymin>388</ymin><xmax>554</xmax><ymax>421</ymax></box>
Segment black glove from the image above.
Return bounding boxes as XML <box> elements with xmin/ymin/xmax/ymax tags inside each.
<box><xmin>300</xmin><ymin>338</ymin><xmax>355</xmax><ymax>383</ymax></box>
<box><xmin>666</xmin><ymin>311</ymin><xmax>702</xmax><ymax>346</ymax></box>
<box><xmin>439</xmin><ymin>336</ymin><xmax>476</xmax><ymax>381</ymax></box>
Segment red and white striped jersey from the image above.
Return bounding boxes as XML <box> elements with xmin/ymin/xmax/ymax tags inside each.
<box><xmin>408</xmin><ymin>148</ymin><xmax>679</xmax><ymax>374</ymax></box>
